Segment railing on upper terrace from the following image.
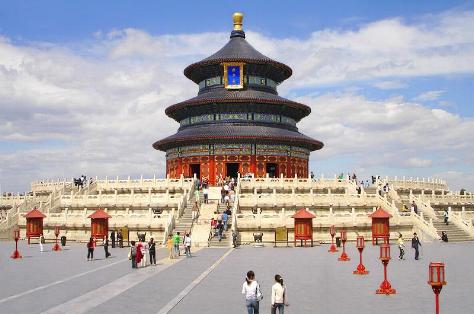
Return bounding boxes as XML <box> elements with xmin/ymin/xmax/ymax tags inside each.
<box><xmin>385</xmin><ymin>176</ymin><xmax>448</xmax><ymax>191</ymax></box>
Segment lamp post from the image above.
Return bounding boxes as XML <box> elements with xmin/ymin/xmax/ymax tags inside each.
<box><xmin>328</xmin><ymin>225</ymin><xmax>338</xmax><ymax>253</ymax></box>
<box><xmin>10</xmin><ymin>228</ymin><xmax>22</xmax><ymax>259</ymax></box>
<box><xmin>428</xmin><ymin>262</ymin><xmax>446</xmax><ymax>314</ymax></box>
<box><xmin>376</xmin><ymin>244</ymin><xmax>396</xmax><ymax>295</ymax></box>
<box><xmin>353</xmin><ymin>236</ymin><xmax>369</xmax><ymax>275</ymax></box>
<box><xmin>52</xmin><ymin>226</ymin><xmax>61</xmax><ymax>251</ymax></box>
<box><xmin>338</xmin><ymin>230</ymin><xmax>350</xmax><ymax>261</ymax></box>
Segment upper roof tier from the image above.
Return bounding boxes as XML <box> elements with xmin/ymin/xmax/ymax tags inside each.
<box><xmin>184</xmin><ymin>13</ymin><xmax>292</xmax><ymax>84</ymax></box>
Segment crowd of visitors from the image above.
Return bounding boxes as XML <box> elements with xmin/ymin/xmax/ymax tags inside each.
<box><xmin>73</xmin><ymin>175</ymin><xmax>92</xmax><ymax>188</ymax></box>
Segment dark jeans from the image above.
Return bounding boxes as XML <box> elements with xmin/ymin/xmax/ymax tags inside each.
<box><xmin>150</xmin><ymin>250</ymin><xmax>156</xmax><ymax>264</ymax></box>
<box><xmin>119</xmin><ymin>239</ymin><xmax>123</xmax><ymax>248</ymax></box>
<box><xmin>111</xmin><ymin>239</ymin><xmax>115</xmax><ymax>248</ymax></box>
<box><xmin>104</xmin><ymin>246</ymin><xmax>110</xmax><ymax>258</ymax></box>
<box><xmin>271</xmin><ymin>303</ymin><xmax>284</xmax><ymax>314</ymax></box>
<box><xmin>414</xmin><ymin>247</ymin><xmax>419</xmax><ymax>260</ymax></box>
<box><xmin>398</xmin><ymin>247</ymin><xmax>404</xmax><ymax>259</ymax></box>
<box><xmin>87</xmin><ymin>248</ymin><xmax>94</xmax><ymax>260</ymax></box>
<box><xmin>246</xmin><ymin>300</ymin><xmax>259</xmax><ymax>314</ymax></box>
<box><xmin>444</xmin><ymin>217</ymin><xmax>449</xmax><ymax>225</ymax></box>
<box><xmin>131</xmin><ymin>255</ymin><xmax>137</xmax><ymax>268</ymax></box>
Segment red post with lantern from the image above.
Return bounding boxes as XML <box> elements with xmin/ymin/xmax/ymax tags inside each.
<box><xmin>88</xmin><ymin>209</ymin><xmax>111</xmax><ymax>241</ymax></box>
<box><xmin>25</xmin><ymin>208</ymin><xmax>46</xmax><ymax>245</ymax></box>
<box><xmin>338</xmin><ymin>230</ymin><xmax>350</xmax><ymax>261</ymax></box>
<box><xmin>368</xmin><ymin>207</ymin><xmax>392</xmax><ymax>245</ymax></box>
<box><xmin>428</xmin><ymin>262</ymin><xmax>446</xmax><ymax>314</ymax></box>
<box><xmin>52</xmin><ymin>226</ymin><xmax>61</xmax><ymax>251</ymax></box>
<box><xmin>10</xmin><ymin>228</ymin><xmax>22</xmax><ymax>259</ymax></box>
<box><xmin>353</xmin><ymin>236</ymin><xmax>369</xmax><ymax>275</ymax></box>
<box><xmin>376</xmin><ymin>244</ymin><xmax>396</xmax><ymax>295</ymax></box>
<box><xmin>292</xmin><ymin>208</ymin><xmax>315</xmax><ymax>247</ymax></box>
<box><xmin>328</xmin><ymin>225</ymin><xmax>338</xmax><ymax>253</ymax></box>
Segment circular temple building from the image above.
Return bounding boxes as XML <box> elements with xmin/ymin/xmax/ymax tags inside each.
<box><xmin>153</xmin><ymin>13</ymin><xmax>323</xmax><ymax>184</ymax></box>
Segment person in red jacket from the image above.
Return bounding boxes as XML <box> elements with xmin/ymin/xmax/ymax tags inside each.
<box><xmin>135</xmin><ymin>240</ymin><xmax>143</xmax><ymax>267</ymax></box>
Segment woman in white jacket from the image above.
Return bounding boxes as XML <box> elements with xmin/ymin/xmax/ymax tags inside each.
<box><xmin>271</xmin><ymin>274</ymin><xmax>287</xmax><ymax>314</ymax></box>
<box><xmin>242</xmin><ymin>270</ymin><xmax>261</xmax><ymax>314</ymax></box>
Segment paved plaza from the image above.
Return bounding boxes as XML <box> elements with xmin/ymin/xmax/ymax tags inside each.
<box><xmin>0</xmin><ymin>240</ymin><xmax>472</xmax><ymax>313</ymax></box>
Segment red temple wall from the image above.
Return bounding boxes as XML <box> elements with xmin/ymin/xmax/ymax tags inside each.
<box><xmin>166</xmin><ymin>154</ymin><xmax>309</xmax><ymax>184</ymax></box>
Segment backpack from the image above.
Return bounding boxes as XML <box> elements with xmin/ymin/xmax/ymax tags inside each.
<box><xmin>131</xmin><ymin>246</ymin><xmax>137</xmax><ymax>255</ymax></box>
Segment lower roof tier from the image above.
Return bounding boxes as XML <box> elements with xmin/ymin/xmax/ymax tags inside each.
<box><xmin>165</xmin><ymin>88</ymin><xmax>311</xmax><ymax>122</ymax></box>
<box><xmin>153</xmin><ymin>123</ymin><xmax>323</xmax><ymax>151</ymax></box>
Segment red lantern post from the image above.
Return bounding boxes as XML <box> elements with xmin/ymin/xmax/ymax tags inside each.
<box><xmin>52</xmin><ymin>226</ymin><xmax>61</xmax><ymax>251</ymax></box>
<box><xmin>338</xmin><ymin>230</ymin><xmax>350</xmax><ymax>261</ymax></box>
<box><xmin>353</xmin><ymin>236</ymin><xmax>369</xmax><ymax>275</ymax></box>
<box><xmin>328</xmin><ymin>225</ymin><xmax>338</xmax><ymax>253</ymax></box>
<box><xmin>10</xmin><ymin>228</ymin><xmax>22</xmax><ymax>259</ymax></box>
<box><xmin>428</xmin><ymin>262</ymin><xmax>446</xmax><ymax>314</ymax></box>
<box><xmin>376</xmin><ymin>244</ymin><xmax>396</xmax><ymax>295</ymax></box>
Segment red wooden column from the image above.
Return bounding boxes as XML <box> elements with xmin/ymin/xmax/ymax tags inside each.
<box><xmin>24</xmin><ymin>208</ymin><xmax>46</xmax><ymax>244</ymax></box>
<box><xmin>209</xmin><ymin>155</ymin><xmax>215</xmax><ymax>184</ymax></box>
<box><xmin>250</xmin><ymin>155</ymin><xmax>256</xmax><ymax>175</ymax></box>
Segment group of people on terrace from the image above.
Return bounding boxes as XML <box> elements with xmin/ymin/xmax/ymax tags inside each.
<box><xmin>166</xmin><ymin>232</ymin><xmax>192</xmax><ymax>259</ymax></box>
<box><xmin>129</xmin><ymin>237</ymin><xmax>157</xmax><ymax>268</ymax></box>
<box><xmin>73</xmin><ymin>175</ymin><xmax>92</xmax><ymax>188</ymax></box>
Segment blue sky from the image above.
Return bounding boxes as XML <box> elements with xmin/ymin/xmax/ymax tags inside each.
<box><xmin>0</xmin><ymin>0</ymin><xmax>473</xmax><ymax>192</ymax></box>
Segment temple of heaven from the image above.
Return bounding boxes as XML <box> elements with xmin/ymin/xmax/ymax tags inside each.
<box><xmin>153</xmin><ymin>13</ymin><xmax>323</xmax><ymax>184</ymax></box>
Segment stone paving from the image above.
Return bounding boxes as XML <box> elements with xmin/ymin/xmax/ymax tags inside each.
<box><xmin>0</xmin><ymin>240</ymin><xmax>473</xmax><ymax>313</ymax></box>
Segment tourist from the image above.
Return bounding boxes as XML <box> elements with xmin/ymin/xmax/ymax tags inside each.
<box><xmin>192</xmin><ymin>201</ymin><xmax>199</xmax><ymax>221</ymax></box>
<box><xmin>242</xmin><ymin>270</ymin><xmax>262</xmax><ymax>314</ymax></box>
<box><xmin>104</xmin><ymin>236</ymin><xmax>111</xmax><ymax>258</ymax></box>
<box><xmin>167</xmin><ymin>234</ymin><xmax>174</xmax><ymax>259</ymax></box>
<box><xmin>117</xmin><ymin>230</ymin><xmax>123</xmax><ymax>248</ymax></box>
<box><xmin>149</xmin><ymin>238</ymin><xmax>156</xmax><ymax>265</ymax></box>
<box><xmin>136</xmin><ymin>240</ymin><xmax>143</xmax><ymax>267</ymax></box>
<box><xmin>203</xmin><ymin>186</ymin><xmax>209</xmax><ymax>204</ymax></box>
<box><xmin>224</xmin><ymin>193</ymin><xmax>230</xmax><ymax>207</ymax></box>
<box><xmin>232</xmin><ymin>230</ymin><xmax>238</xmax><ymax>248</ymax></box>
<box><xmin>411</xmin><ymin>201</ymin><xmax>418</xmax><ymax>215</ymax></box>
<box><xmin>221</xmin><ymin>186</ymin><xmax>226</xmax><ymax>204</ymax></box>
<box><xmin>130</xmin><ymin>241</ymin><xmax>137</xmax><ymax>268</ymax></box>
<box><xmin>86</xmin><ymin>237</ymin><xmax>95</xmax><ymax>261</ymax></box>
<box><xmin>217</xmin><ymin>221</ymin><xmax>224</xmax><ymax>241</ymax></box>
<box><xmin>194</xmin><ymin>188</ymin><xmax>200</xmax><ymax>203</ymax></box>
<box><xmin>271</xmin><ymin>274</ymin><xmax>287</xmax><ymax>314</ymax></box>
<box><xmin>184</xmin><ymin>233</ymin><xmax>192</xmax><ymax>257</ymax></box>
<box><xmin>141</xmin><ymin>239</ymin><xmax>149</xmax><ymax>267</ymax></box>
<box><xmin>111</xmin><ymin>230</ymin><xmax>116</xmax><ymax>248</ymax></box>
<box><xmin>411</xmin><ymin>232</ymin><xmax>422</xmax><ymax>260</ymax></box>
<box><xmin>39</xmin><ymin>234</ymin><xmax>44</xmax><ymax>252</ymax></box>
<box><xmin>441</xmin><ymin>231</ymin><xmax>449</xmax><ymax>242</ymax></box>
<box><xmin>173</xmin><ymin>232</ymin><xmax>181</xmax><ymax>256</ymax></box>
<box><xmin>310</xmin><ymin>171</ymin><xmax>314</xmax><ymax>180</ymax></box>
<box><xmin>397</xmin><ymin>233</ymin><xmax>405</xmax><ymax>260</ymax></box>
<box><xmin>443</xmin><ymin>208</ymin><xmax>449</xmax><ymax>225</ymax></box>
<box><xmin>222</xmin><ymin>210</ymin><xmax>229</xmax><ymax>231</ymax></box>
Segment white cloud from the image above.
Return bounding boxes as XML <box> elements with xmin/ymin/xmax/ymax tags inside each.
<box><xmin>413</xmin><ymin>90</ymin><xmax>445</xmax><ymax>102</ymax></box>
<box><xmin>0</xmin><ymin>9</ymin><xmax>474</xmax><ymax>192</ymax></box>
<box><xmin>371</xmin><ymin>80</ymin><xmax>407</xmax><ymax>90</ymax></box>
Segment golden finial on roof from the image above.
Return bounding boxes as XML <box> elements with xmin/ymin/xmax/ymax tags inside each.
<box><xmin>233</xmin><ymin>12</ymin><xmax>243</xmax><ymax>31</ymax></box>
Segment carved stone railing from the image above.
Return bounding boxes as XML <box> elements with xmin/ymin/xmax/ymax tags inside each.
<box><xmin>386</xmin><ymin>176</ymin><xmax>448</xmax><ymax>191</ymax></box>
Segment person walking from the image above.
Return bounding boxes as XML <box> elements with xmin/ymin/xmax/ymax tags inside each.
<box><xmin>117</xmin><ymin>230</ymin><xmax>123</xmax><ymax>248</ymax></box>
<box><xmin>194</xmin><ymin>189</ymin><xmax>200</xmax><ymax>204</ymax></box>
<box><xmin>441</xmin><ymin>231</ymin><xmax>449</xmax><ymax>242</ymax></box>
<box><xmin>184</xmin><ymin>233</ymin><xmax>192</xmax><ymax>257</ymax></box>
<box><xmin>411</xmin><ymin>232</ymin><xmax>422</xmax><ymax>260</ymax></box>
<box><xmin>203</xmin><ymin>186</ymin><xmax>209</xmax><ymax>204</ymax></box>
<box><xmin>217</xmin><ymin>221</ymin><xmax>224</xmax><ymax>241</ymax></box>
<box><xmin>242</xmin><ymin>270</ymin><xmax>262</xmax><ymax>314</ymax></box>
<box><xmin>141</xmin><ymin>240</ymin><xmax>148</xmax><ymax>267</ymax></box>
<box><xmin>173</xmin><ymin>232</ymin><xmax>181</xmax><ymax>257</ymax></box>
<box><xmin>111</xmin><ymin>230</ymin><xmax>116</xmax><ymax>248</ymax></box>
<box><xmin>136</xmin><ymin>240</ymin><xmax>143</xmax><ymax>267</ymax></box>
<box><xmin>149</xmin><ymin>238</ymin><xmax>156</xmax><ymax>265</ymax></box>
<box><xmin>104</xmin><ymin>236</ymin><xmax>111</xmax><ymax>258</ymax></box>
<box><xmin>167</xmin><ymin>234</ymin><xmax>174</xmax><ymax>259</ymax></box>
<box><xmin>443</xmin><ymin>208</ymin><xmax>449</xmax><ymax>225</ymax></box>
<box><xmin>397</xmin><ymin>233</ymin><xmax>405</xmax><ymax>260</ymax></box>
<box><xmin>271</xmin><ymin>274</ymin><xmax>287</xmax><ymax>314</ymax></box>
<box><xmin>192</xmin><ymin>201</ymin><xmax>199</xmax><ymax>222</ymax></box>
<box><xmin>130</xmin><ymin>241</ymin><xmax>137</xmax><ymax>268</ymax></box>
<box><xmin>87</xmin><ymin>237</ymin><xmax>95</xmax><ymax>261</ymax></box>
<box><xmin>39</xmin><ymin>234</ymin><xmax>44</xmax><ymax>252</ymax></box>
<box><xmin>222</xmin><ymin>211</ymin><xmax>229</xmax><ymax>231</ymax></box>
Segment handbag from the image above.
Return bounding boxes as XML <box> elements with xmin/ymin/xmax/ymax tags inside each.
<box><xmin>256</xmin><ymin>283</ymin><xmax>263</xmax><ymax>301</ymax></box>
